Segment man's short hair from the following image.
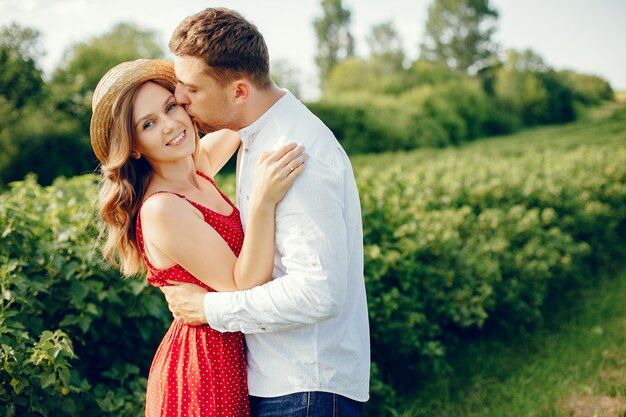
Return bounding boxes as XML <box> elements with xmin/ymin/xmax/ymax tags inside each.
<box><xmin>169</xmin><ymin>7</ymin><xmax>272</xmax><ymax>89</ymax></box>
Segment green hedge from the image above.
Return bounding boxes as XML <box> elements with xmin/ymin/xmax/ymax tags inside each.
<box><xmin>356</xmin><ymin>106</ymin><xmax>626</xmax><ymax>412</ymax></box>
<box><xmin>307</xmin><ymin>82</ymin><xmax>494</xmax><ymax>156</ymax></box>
<box><xmin>1</xmin><ymin>106</ymin><xmax>625</xmax><ymax>416</ymax></box>
<box><xmin>0</xmin><ymin>175</ymin><xmax>170</xmax><ymax>416</ymax></box>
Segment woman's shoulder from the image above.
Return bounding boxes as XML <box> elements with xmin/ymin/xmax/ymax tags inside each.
<box><xmin>140</xmin><ymin>191</ymin><xmax>188</xmax><ymax>223</ymax></box>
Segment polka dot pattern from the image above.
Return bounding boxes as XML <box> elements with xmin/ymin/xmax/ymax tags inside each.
<box><xmin>136</xmin><ymin>171</ymin><xmax>249</xmax><ymax>417</ymax></box>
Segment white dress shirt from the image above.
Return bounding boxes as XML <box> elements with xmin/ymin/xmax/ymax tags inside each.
<box><xmin>203</xmin><ymin>90</ymin><xmax>370</xmax><ymax>401</ymax></box>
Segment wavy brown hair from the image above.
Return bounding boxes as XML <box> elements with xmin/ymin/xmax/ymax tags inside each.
<box><xmin>97</xmin><ymin>78</ymin><xmax>188</xmax><ymax>276</ymax></box>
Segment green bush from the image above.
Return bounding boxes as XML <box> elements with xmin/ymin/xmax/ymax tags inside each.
<box><xmin>400</xmin><ymin>79</ymin><xmax>493</xmax><ymax>144</ymax></box>
<box><xmin>306</xmin><ymin>101</ymin><xmax>388</xmax><ymax>154</ymax></box>
<box><xmin>494</xmin><ymin>67</ymin><xmax>578</xmax><ymax>127</ymax></box>
<box><xmin>1</xmin><ymin>107</ymin><xmax>625</xmax><ymax>416</ymax></box>
<box><xmin>354</xmin><ymin>106</ymin><xmax>626</xmax><ymax>410</ymax></box>
<box><xmin>0</xmin><ymin>174</ymin><xmax>170</xmax><ymax>416</ymax></box>
<box><xmin>559</xmin><ymin>70</ymin><xmax>614</xmax><ymax>105</ymax></box>
<box><xmin>0</xmin><ymin>107</ymin><xmax>96</xmax><ymax>187</ymax></box>
<box><xmin>309</xmin><ymin>78</ymin><xmax>505</xmax><ymax>154</ymax></box>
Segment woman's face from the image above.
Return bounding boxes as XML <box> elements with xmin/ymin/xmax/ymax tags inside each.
<box><xmin>131</xmin><ymin>81</ymin><xmax>195</xmax><ymax>164</ymax></box>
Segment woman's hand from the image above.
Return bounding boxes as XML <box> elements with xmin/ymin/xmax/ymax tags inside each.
<box><xmin>250</xmin><ymin>143</ymin><xmax>307</xmax><ymax>210</ymax></box>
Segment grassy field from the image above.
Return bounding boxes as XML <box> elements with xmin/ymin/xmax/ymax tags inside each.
<box><xmin>393</xmin><ymin>101</ymin><xmax>626</xmax><ymax>417</ymax></box>
<box><xmin>399</xmin><ymin>265</ymin><xmax>626</xmax><ymax>417</ymax></box>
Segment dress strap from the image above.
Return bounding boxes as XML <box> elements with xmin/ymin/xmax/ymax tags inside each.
<box><xmin>196</xmin><ymin>170</ymin><xmax>215</xmax><ymax>185</ymax></box>
<box><xmin>196</xmin><ymin>170</ymin><xmax>236</xmax><ymax>208</ymax></box>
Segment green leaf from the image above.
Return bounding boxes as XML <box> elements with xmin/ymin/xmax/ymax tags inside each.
<box><xmin>40</xmin><ymin>372</ymin><xmax>56</xmax><ymax>389</ymax></box>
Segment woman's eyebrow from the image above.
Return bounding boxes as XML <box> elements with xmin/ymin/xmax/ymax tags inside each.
<box><xmin>135</xmin><ymin>95</ymin><xmax>175</xmax><ymax>128</ymax></box>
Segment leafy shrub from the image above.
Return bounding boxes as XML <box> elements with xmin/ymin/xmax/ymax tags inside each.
<box><xmin>354</xmin><ymin>106</ymin><xmax>626</xmax><ymax>411</ymax></box>
<box><xmin>0</xmin><ymin>107</ymin><xmax>96</xmax><ymax>187</ymax></box>
<box><xmin>0</xmin><ymin>174</ymin><xmax>170</xmax><ymax>416</ymax></box>
<box><xmin>307</xmin><ymin>100</ymin><xmax>394</xmax><ymax>154</ymax></box>
<box><xmin>559</xmin><ymin>70</ymin><xmax>614</xmax><ymax>105</ymax></box>
<box><xmin>1</xmin><ymin>107</ymin><xmax>625</xmax><ymax>416</ymax></box>
<box><xmin>400</xmin><ymin>79</ymin><xmax>492</xmax><ymax>144</ymax></box>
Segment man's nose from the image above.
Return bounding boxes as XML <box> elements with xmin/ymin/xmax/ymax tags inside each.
<box><xmin>175</xmin><ymin>84</ymin><xmax>190</xmax><ymax>105</ymax></box>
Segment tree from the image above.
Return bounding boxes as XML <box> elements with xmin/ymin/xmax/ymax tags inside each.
<box><xmin>51</xmin><ymin>22</ymin><xmax>164</xmax><ymax>134</ymax></box>
<box><xmin>0</xmin><ymin>22</ymin><xmax>165</xmax><ymax>187</ymax></box>
<box><xmin>502</xmin><ymin>48</ymin><xmax>548</xmax><ymax>73</ymax></box>
<box><xmin>313</xmin><ymin>0</ymin><xmax>355</xmax><ymax>88</ymax></box>
<box><xmin>0</xmin><ymin>23</ymin><xmax>45</xmax><ymax>108</ymax></box>
<box><xmin>558</xmin><ymin>70</ymin><xmax>614</xmax><ymax>105</ymax></box>
<box><xmin>494</xmin><ymin>49</ymin><xmax>575</xmax><ymax>126</ymax></box>
<box><xmin>53</xmin><ymin>22</ymin><xmax>164</xmax><ymax>94</ymax></box>
<box><xmin>420</xmin><ymin>0</ymin><xmax>499</xmax><ymax>75</ymax></box>
<box><xmin>271</xmin><ymin>58</ymin><xmax>303</xmax><ymax>98</ymax></box>
<box><xmin>367</xmin><ymin>21</ymin><xmax>405</xmax><ymax>73</ymax></box>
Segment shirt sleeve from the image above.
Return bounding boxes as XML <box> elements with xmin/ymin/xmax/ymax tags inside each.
<box><xmin>203</xmin><ymin>146</ymin><xmax>350</xmax><ymax>333</ymax></box>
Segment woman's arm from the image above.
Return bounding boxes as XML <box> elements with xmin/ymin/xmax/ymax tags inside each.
<box><xmin>232</xmin><ymin>144</ymin><xmax>305</xmax><ymax>289</ymax></box>
<box><xmin>197</xmin><ymin>129</ymin><xmax>241</xmax><ymax>178</ymax></box>
<box><xmin>141</xmin><ymin>144</ymin><xmax>306</xmax><ymax>292</ymax></box>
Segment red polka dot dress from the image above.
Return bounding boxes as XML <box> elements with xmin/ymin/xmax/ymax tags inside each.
<box><xmin>136</xmin><ymin>171</ymin><xmax>250</xmax><ymax>417</ymax></box>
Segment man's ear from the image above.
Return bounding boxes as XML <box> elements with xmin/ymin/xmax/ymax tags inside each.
<box><xmin>232</xmin><ymin>80</ymin><xmax>251</xmax><ymax>103</ymax></box>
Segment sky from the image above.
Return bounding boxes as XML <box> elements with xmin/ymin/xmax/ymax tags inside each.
<box><xmin>1</xmin><ymin>0</ymin><xmax>625</xmax><ymax>100</ymax></box>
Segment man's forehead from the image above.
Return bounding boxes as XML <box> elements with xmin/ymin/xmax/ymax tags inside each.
<box><xmin>174</xmin><ymin>56</ymin><xmax>207</xmax><ymax>83</ymax></box>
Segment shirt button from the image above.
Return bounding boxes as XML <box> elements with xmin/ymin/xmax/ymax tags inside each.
<box><xmin>246</xmin><ymin>195</ymin><xmax>249</xmax><ymax>201</ymax></box>
<box><xmin>260</xmin><ymin>326</ymin><xmax>267</xmax><ymax>331</ymax></box>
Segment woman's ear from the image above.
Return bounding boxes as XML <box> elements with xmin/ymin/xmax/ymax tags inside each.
<box><xmin>130</xmin><ymin>150</ymin><xmax>141</xmax><ymax>159</ymax></box>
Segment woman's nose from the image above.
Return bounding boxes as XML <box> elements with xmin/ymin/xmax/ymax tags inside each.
<box><xmin>161</xmin><ymin>115</ymin><xmax>178</xmax><ymax>133</ymax></box>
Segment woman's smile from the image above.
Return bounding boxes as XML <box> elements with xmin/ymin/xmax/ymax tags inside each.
<box><xmin>167</xmin><ymin>130</ymin><xmax>186</xmax><ymax>146</ymax></box>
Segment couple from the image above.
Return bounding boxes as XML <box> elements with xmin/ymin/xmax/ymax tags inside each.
<box><xmin>90</xmin><ymin>7</ymin><xmax>370</xmax><ymax>417</ymax></box>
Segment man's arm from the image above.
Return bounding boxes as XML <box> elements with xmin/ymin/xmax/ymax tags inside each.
<box><xmin>161</xmin><ymin>283</ymin><xmax>208</xmax><ymax>326</ymax></box>
<box><xmin>163</xmin><ymin>149</ymin><xmax>351</xmax><ymax>332</ymax></box>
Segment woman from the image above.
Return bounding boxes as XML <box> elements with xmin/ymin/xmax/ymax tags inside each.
<box><xmin>90</xmin><ymin>59</ymin><xmax>305</xmax><ymax>416</ymax></box>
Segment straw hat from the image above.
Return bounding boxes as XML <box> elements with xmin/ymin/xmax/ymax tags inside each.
<box><xmin>90</xmin><ymin>59</ymin><xmax>177</xmax><ymax>163</ymax></box>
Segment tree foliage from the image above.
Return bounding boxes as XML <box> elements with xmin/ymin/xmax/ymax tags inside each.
<box><xmin>313</xmin><ymin>0</ymin><xmax>355</xmax><ymax>87</ymax></box>
<box><xmin>420</xmin><ymin>0</ymin><xmax>499</xmax><ymax>74</ymax></box>
<box><xmin>0</xmin><ymin>23</ymin><xmax>45</xmax><ymax>108</ymax></box>
<box><xmin>494</xmin><ymin>49</ymin><xmax>575</xmax><ymax>126</ymax></box>
<box><xmin>49</xmin><ymin>22</ymin><xmax>164</xmax><ymax>138</ymax></box>
<box><xmin>54</xmin><ymin>22</ymin><xmax>164</xmax><ymax>94</ymax></box>
<box><xmin>271</xmin><ymin>58</ymin><xmax>303</xmax><ymax>98</ymax></box>
<box><xmin>0</xmin><ymin>22</ymin><xmax>165</xmax><ymax>188</ymax></box>
<box><xmin>558</xmin><ymin>70</ymin><xmax>614</xmax><ymax>105</ymax></box>
<box><xmin>367</xmin><ymin>21</ymin><xmax>405</xmax><ymax>71</ymax></box>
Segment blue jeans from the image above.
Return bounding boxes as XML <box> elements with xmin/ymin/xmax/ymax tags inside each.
<box><xmin>249</xmin><ymin>392</ymin><xmax>366</xmax><ymax>417</ymax></box>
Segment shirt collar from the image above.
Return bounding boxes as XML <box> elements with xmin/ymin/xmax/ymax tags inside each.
<box><xmin>238</xmin><ymin>89</ymin><xmax>294</xmax><ymax>147</ymax></box>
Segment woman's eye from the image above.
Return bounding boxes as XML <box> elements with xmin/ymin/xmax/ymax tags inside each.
<box><xmin>143</xmin><ymin>120</ymin><xmax>154</xmax><ymax>130</ymax></box>
<box><xmin>166</xmin><ymin>102</ymin><xmax>177</xmax><ymax>112</ymax></box>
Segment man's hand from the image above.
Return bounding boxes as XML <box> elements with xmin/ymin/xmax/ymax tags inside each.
<box><xmin>160</xmin><ymin>282</ymin><xmax>209</xmax><ymax>326</ymax></box>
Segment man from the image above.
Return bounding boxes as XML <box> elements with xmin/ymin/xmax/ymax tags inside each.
<box><xmin>161</xmin><ymin>8</ymin><xmax>370</xmax><ymax>416</ymax></box>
